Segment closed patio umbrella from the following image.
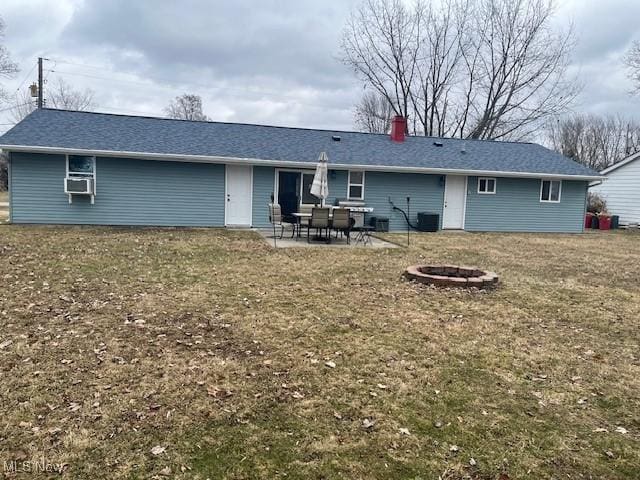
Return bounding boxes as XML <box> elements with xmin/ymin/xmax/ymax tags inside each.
<box><xmin>310</xmin><ymin>151</ymin><xmax>329</xmax><ymax>205</ymax></box>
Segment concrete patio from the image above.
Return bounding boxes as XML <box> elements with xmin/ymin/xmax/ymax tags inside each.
<box><xmin>256</xmin><ymin>229</ymin><xmax>399</xmax><ymax>248</ymax></box>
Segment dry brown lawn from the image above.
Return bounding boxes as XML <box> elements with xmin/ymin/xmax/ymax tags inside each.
<box><xmin>0</xmin><ymin>226</ymin><xmax>638</xmax><ymax>479</ymax></box>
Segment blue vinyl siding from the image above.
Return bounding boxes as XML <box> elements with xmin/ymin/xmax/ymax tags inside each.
<box><xmin>330</xmin><ymin>169</ymin><xmax>349</xmax><ymax>203</ymax></box>
<box><xmin>363</xmin><ymin>171</ymin><xmax>445</xmax><ymax>231</ymax></box>
<box><xmin>9</xmin><ymin>152</ymin><xmax>588</xmax><ymax>232</ymax></box>
<box><xmin>252</xmin><ymin>166</ymin><xmax>275</xmax><ymax>228</ymax></box>
<box><xmin>10</xmin><ymin>153</ymin><xmax>225</xmax><ymax>226</ymax></box>
<box><xmin>464</xmin><ymin>176</ymin><xmax>587</xmax><ymax>233</ymax></box>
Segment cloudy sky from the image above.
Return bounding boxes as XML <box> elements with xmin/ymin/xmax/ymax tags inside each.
<box><xmin>1</xmin><ymin>0</ymin><xmax>640</xmax><ymax>135</ymax></box>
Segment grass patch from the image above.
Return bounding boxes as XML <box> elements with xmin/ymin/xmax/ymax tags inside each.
<box><xmin>0</xmin><ymin>226</ymin><xmax>638</xmax><ymax>478</ymax></box>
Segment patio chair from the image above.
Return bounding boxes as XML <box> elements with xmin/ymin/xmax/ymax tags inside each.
<box><xmin>296</xmin><ymin>204</ymin><xmax>313</xmax><ymax>238</ymax></box>
<box><xmin>268</xmin><ymin>204</ymin><xmax>295</xmax><ymax>239</ymax></box>
<box><xmin>331</xmin><ymin>208</ymin><xmax>352</xmax><ymax>244</ymax></box>
<box><xmin>307</xmin><ymin>207</ymin><xmax>330</xmax><ymax>243</ymax></box>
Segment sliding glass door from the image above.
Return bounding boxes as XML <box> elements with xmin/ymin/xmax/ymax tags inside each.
<box><xmin>277</xmin><ymin>170</ymin><xmax>319</xmax><ymax>216</ymax></box>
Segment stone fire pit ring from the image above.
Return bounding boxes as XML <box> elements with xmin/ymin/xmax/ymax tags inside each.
<box><xmin>404</xmin><ymin>264</ymin><xmax>499</xmax><ymax>289</ymax></box>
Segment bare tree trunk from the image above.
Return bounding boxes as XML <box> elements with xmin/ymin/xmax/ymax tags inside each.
<box><xmin>342</xmin><ymin>0</ymin><xmax>577</xmax><ymax>141</ymax></box>
<box><xmin>341</xmin><ymin>0</ymin><xmax>420</xmax><ymax>129</ymax></box>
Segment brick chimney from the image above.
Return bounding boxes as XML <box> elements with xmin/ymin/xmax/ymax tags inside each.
<box><xmin>390</xmin><ymin>115</ymin><xmax>406</xmax><ymax>142</ymax></box>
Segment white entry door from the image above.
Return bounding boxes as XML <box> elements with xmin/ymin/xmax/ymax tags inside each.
<box><xmin>225</xmin><ymin>165</ymin><xmax>253</xmax><ymax>226</ymax></box>
<box><xmin>442</xmin><ymin>175</ymin><xmax>467</xmax><ymax>229</ymax></box>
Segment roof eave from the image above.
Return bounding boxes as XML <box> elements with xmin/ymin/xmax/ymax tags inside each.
<box><xmin>0</xmin><ymin>144</ymin><xmax>603</xmax><ymax>181</ymax></box>
<box><xmin>600</xmin><ymin>151</ymin><xmax>640</xmax><ymax>175</ymax></box>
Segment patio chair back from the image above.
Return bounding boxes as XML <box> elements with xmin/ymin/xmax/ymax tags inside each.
<box><xmin>298</xmin><ymin>204</ymin><xmax>313</xmax><ymax>226</ymax></box>
<box><xmin>331</xmin><ymin>208</ymin><xmax>351</xmax><ymax>229</ymax></box>
<box><xmin>310</xmin><ymin>207</ymin><xmax>330</xmax><ymax>228</ymax></box>
<box><xmin>269</xmin><ymin>204</ymin><xmax>283</xmax><ymax>224</ymax></box>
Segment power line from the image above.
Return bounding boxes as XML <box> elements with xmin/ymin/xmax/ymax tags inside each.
<box><xmin>0</xmin><ymin>102</ymin><xmax>32</xmax><ymax>114</ymax></box>
<box><xmin>46</xmin><ymin>58</ymin><xmax>349</xmax><ymax>112</ymax></box>
<box><xmin>14</xmin><ymin>63</ymin><xmax>37</xmax><ymax>94</ymax></box>
<box><xmin>54</xmin><ymin>59</ymin><xmax>113</xmax><ymax>71</ymax></box>
<box><xmin>43</xmin><ymin>59</ymin><xmax>57</xmax><ymax>83</ymax></box>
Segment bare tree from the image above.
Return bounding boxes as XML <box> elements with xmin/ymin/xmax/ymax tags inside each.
<box><xmin>164</xmin><ymin>94</ymin><xmax>210</xmax><ymax>121</ymax></box>
<box><xmin>342</xmin><ymin>0</ymin><xmax>577</xmax><ymax>140</ymax></box>
<box><xmin>463</xmin><ymin>0</ymin><xmax>577</xmax><ymax>140</ymax></box>
<box><xmin>340</xmin><ymin>0</ymin><xmax>420</xmax><ymax>129</ymax></box>
<box><xmin>0</xmin><ymin>152</ymin><xmax>8</xmax><ymax>191</ymax></box>
<box><xmin>0</xmin><ymin>16</ymin><xmax>19</xmax><ymax>103</ymax></box>
<box><xmin>547</xmin><ymin>114</ymin><xmax>640</xmax><ymax>170</ymax></box>
<box><xmin>624</xmin><ymin>40</ymin><xmax>640</xmax><ymax>93</ymax></box>
<box><xmin>10</xmin><ymin>78</ymin><xmax>97</xmax><ymax>123</ymax></box>
<box><xmin>355</xmin><ymin>90</ymin><xmax>393</xmax><ymax>133</ymax></box>
<box><xmin>412</xmin><ymin>0</ymin><xmax>467</xmax><ymax>137</ymax></box>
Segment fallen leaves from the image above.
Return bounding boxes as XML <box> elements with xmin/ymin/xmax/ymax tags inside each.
<box><xmin>207</xmin><ymin>386</ymin><xmax>233</xmax><ymax>398</ymax></box>
<box><xmin>1</xmin><ymin>227</ymin><xmax>640</xmax><ymax>479</ymax></box>
<box><xmin>150</xmin><ymin>445</ymin><xmax>166</xmax><ymax>456</ymax></box>
<box><xmin>362</xmin><ymin>418</ymin><xmax>376</xmax><ymax>429</ymax></box>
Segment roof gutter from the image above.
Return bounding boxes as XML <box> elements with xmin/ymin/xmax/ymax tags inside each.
<box><xmin>0</xmin><ymin>144</ymin><xmax>603</xmax><ymax>181</ymax></box>
<box><xmin>599</xmin><ymin>151</ymin><xmax>640</xmax><ymax>175</ymax></box>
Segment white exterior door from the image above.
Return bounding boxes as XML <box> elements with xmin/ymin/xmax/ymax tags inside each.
<box><xmin>442</xmin><ymin>175</ymin><xmax>467</xmax><ymax>229</ymax></box>
<box><xmin>225</xmin><ymin>165</ymin><xmax>253</xmax><ymax>226</ymax></box>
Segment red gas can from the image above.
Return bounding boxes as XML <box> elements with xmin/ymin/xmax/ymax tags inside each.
<box><xmin>585</xmin><ymin>212</ymin><xmax>593</xmax><ymax>229</ymax></box>
<box><xmin>598</xmin><ymin>215</ymin><xmax>611</xmax><ymax>230</ymax></box>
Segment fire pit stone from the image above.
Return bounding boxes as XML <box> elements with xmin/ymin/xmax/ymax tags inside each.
<box><xmin>404</xmin><ymin>264</ymin><xmax>499</xmax><ymax>289</ymax></box>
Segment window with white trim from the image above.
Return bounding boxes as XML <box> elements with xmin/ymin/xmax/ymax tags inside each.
<box><xmin>65</xmin><ymin>155</ymin><xmax>97</xmax><ymax>203</ymax></box>
<box><xmin>348</xmin><ymin>171</ymin><xmax>365</xmax><ymax>200</ymax></box>
<box><xmin>67</xmin><ymin>155</ymin><xmax>95</xmax><ymax>177</ymax></box>
<box><xmin>540</xmin><ymin>179</ymin><xmax>561</xmax><ymax>203</ymax></box>
<box><xmin>477</xmin><ymin>177</ymin><xmax>496</xmax><ymax>194</ymax></box>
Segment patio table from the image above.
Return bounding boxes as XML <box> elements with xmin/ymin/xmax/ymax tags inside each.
<box><xmin>291</xmin><ymin>212</ymin><xmax>333</xmax><ymax>241</ymax></box>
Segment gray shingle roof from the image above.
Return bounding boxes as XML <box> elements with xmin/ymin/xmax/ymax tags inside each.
<box><xmin>0</xmin><ymin>108</ymin><xmax>599</xmax><ymax>178</ymax></box>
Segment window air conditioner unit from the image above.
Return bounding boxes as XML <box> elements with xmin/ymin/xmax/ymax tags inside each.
<box><xmin>64</xmin><ymin>177</ymin><xmax>94</xmax><ymax>195</ymax></box>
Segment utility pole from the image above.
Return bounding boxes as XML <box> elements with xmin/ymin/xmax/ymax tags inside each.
<box><xmin>37</xmin><ymin>57</ymin><xmax>43</xmax><ymax>109</ymax></box>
